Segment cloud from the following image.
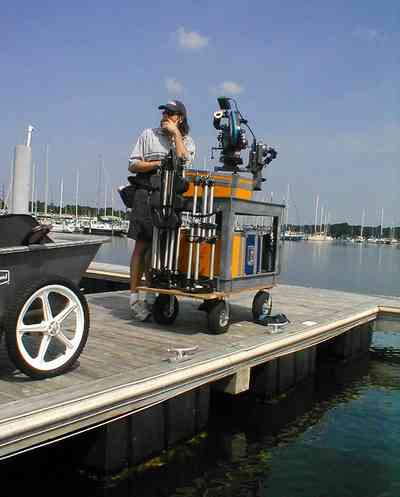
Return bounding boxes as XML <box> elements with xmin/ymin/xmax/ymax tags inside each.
<box><xmin>177</xmin><ymin>27</ymin><xmax>208</xmax><ymax>50</ymax></box>
<box><xmin>165</xmin><ymin>78</ymin><xmax>183</xmax><ymax>96</ymax></box>
<box><xmin>216</xmin><ymin>81</ymin><xmax>244</xmax><ymax>95</ymax></box>
<box><xmin>352</xmin><ymin>27</ymin><xmax>381</xmax><ymax>42</ymax></box>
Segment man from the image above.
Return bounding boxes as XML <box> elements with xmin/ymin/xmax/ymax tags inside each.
<box><xmin>127</xmin><ymin>100</ymin><xmax>196</xmax><ymax>320</ymax></box>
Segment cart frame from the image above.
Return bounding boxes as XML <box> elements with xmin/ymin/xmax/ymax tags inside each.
<box><xmin>139</xmin><ymin>197</ymin><xmax>284</xmax><ymax>333</ymax></box>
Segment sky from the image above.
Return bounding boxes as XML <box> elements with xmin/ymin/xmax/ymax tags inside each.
<box><xmin>1</xmin><ymin>0</ymin><xmax>399</xmax><ymax>225</ymax></box>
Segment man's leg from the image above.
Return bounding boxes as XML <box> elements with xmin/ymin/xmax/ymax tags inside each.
<box><xmin>129</xmin><ymin>239</ymin><xmax>151</xmax><ymax>319</ymax></box>
<box><xmin>130</xmin><ymin>239</ymin><xmax>149</xmax><ymax>293</ymax></box>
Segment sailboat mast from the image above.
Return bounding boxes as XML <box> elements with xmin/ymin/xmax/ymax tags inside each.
<box><xmin>59</xmin><ymin>178</ymin><xmax>64</xmax><ymax>217</ymax></box>
<box><xmin>361</xmin><ymin>209</ymin><xmax>365</xmax><ymax>238</ymax></box>
<box><xmin>314</xmin><ymin>195</ymin><xmax>319</xmax><ymax>234</ymax></box>
<box><xmin>31</xmin><ymin>162</ymin><xmax>36</xmax><ymax>215</ymax></box>
<box><xmin>44</xmin><ymin>145</ymin><xmax>49</xmax><ymax>216</ymax></box>
<box><xmin>75</xmin><ymin>168</ymin><xmax>79</xmax><ymax>221</ymax></box>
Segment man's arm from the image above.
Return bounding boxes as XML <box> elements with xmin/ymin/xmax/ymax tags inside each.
<box><xmin>128</xmin><ymin>129</ymin><xmax>161</xmax><ymax>173</ymax></box>
<box><xmin>128</xmin><ymin>160</ymin><xmax>160</xmax><ymax>174</ymax></box>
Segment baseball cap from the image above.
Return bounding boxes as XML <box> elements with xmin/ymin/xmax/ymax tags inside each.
<box><xmin>158</xmin><ymin>100</ymin><xmax>187</xmax><ymax>118</ymax></box>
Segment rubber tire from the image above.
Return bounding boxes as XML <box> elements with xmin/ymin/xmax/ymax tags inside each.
<box><xmin>252</xmin><ymin>291</ymin><xmax>272</xmax><ymax>321</ymax></box>
<box><xmin>4</xmin><ymin>277</ymin><xmax>90</xmax><ymax>379</ymax></box>
<box><xmin>153</xmin><ymin>295</ymin><xmax>179</xmax><ymax>325</ymax></box>
<box><xmin>207</xmin><ymin>300</ymin><xmax>230</xmax><ymax>335</ymax></box>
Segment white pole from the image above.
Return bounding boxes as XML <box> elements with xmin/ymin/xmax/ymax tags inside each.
<box><xmin>97</xmin><ymin>155</ymin><xmax>102</xmax><ymax>217</ymax></box>
<box><xmin>380</xmin><ymin>208</ymin><xmax>384</xmax><ymax>238</ymax></box>
<box><xmin>323</xmin><ymin>209</ymin><xmax>328</xmax><ymax>235</ymax></box>
<box><xmin>26</xmin><ymin>125</ymin><xmax>35</xmax><ymax>147</ymax></box>
<box><xmin>75</xmin><ymin>168</ymin><xmax>79</xmax><ymax>221</ymax></box>
<box><xmin>319</xmin><ymin>204</ymin><xmax>324</xmax><ymax>236</ymax></box>
<box><xmin>326</xmin><ymin>211</ymin><xmax>330</xmax><ymax>235</ymax></box>
<box><xmin>361</xmin><ymin>209</ymin><xmax>365</xmax><ymax>238</ymax></box>
<box><xmin>111</xmin><ymin>188</ymin><xmax>114</xmax><ymax>218</ymax></box>
<box><xmin>104</xmin><ymin>182</ymin><xmax>107</xmax><ymax>217</ymax></box>
<box><xmin>314</xmin><ymin>195</ymin><xmax>319</xmax><ymax>234</ymax></box>
<box><xmin>31</xmin><ymin>162</ymin><xmax>36</xmax><ymax>214</ymax></box>
<box><xmin>11</xmin><ymin>125</ymin><xmax>34</xmax><ymax>214</ymax></box>
<box><xmin>44</xmin><ymin>145</ymin><xmax>49</xmax><ymax>216</ymax></box>
<box><xmin>285</xmin><ymin>184</ymin><xmax>290</xmax><ymax>230</ymax></box>
<box><xmin>59</xmin><ymin>178</ymin><xmax>63</xmax><ymax>217</ymax></box>
<box><xmin>5</xmin><ymin>151</ymin><xmax>14</xmax><ymax>211</ymax></box>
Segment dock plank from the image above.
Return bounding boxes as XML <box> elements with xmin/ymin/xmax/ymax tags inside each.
<box><xmin>0</xmin><ymin>282</ymin><xmax>399</xmax><ymax>459</ymax></box>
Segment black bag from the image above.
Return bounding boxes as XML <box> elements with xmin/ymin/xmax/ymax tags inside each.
<box><xmin>255</xmin><ymin>313</ymin><xmax>290</xmax><ymax>327</ymax></box>
<box><xmin>118</xmin><ymin>184</ymin><xmax>136</xmax><ymax>209</ymax></box>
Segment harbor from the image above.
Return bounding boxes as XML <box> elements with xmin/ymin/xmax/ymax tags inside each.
<box><xmin>0</xmin><ymin>260</ymin><xmax>399</xmax><ymax>474</ymax></box>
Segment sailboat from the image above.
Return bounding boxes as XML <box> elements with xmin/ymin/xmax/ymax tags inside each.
<box><xmin>354</xmin><ymin>209</ymin><xmax>365</xmax><ymax>243</ymax></box>
<box><xmin>307</xmin><ymin>197</ymin><xmax>333</xmax><ymax>241</ymax></box>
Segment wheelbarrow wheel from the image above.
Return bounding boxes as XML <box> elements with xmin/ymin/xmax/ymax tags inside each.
<box><xmin>252</xmin><ymin>291</ymin><xmax>272</xmax><ymax>321</ymax></box>
<box><xmin>4</xmin><ymin>277</ymin><xmax>90</xmax><ymax>379</ymax></box>
<box><xmin>152</xmin><ymin>295</ymin><xmax>179</xmax><ymax>325</ymax></box>
<box><xmin>207</xmin><ymin>300</ymin><xmax>230</xmax><ymax>334</ymax></box>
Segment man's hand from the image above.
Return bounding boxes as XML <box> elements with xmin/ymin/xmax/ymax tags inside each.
<box><xmin>161</xmin><ymin>120</ymin><xmax>181</xmax><ymax>137</ymax></box>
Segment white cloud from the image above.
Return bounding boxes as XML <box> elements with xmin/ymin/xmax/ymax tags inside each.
<box><xmin>217</xmin><ymin>81</ymin><xmax>244</xmax><ymax>95</ymax></box>
<box><xmin>165</xmin><ymin>78</ymin><xmax>183</xmax><ymax>96</ymax></box>
<box><xmin>352</xmin><ymin>27</ymin><xmax>381</xmax><ymax>41</ymax></box>
<box><xmin>177</xmin><ymin>27</ymin><xmax>208</xmax><ymax>50</ymax></box>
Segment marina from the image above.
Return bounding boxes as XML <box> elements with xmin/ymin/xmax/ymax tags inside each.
<box><xmin>0</xmin><ymin>260</ymin><xmax>399</xmax><ymax>473</ymax></box>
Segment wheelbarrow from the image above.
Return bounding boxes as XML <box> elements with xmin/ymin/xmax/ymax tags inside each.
<box><xmin>0</xmin><ymin>214</ymin><xmax>108</xmax><ymax>379</ymax></box>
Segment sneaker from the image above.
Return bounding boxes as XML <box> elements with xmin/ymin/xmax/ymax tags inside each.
<box><xmin>130</xmin><ymin>300</ymin><xmax>151</xmax><ymax>321</ymax></box>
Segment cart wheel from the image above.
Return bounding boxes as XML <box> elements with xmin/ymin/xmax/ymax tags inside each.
<box><xmin>208</xmin><ymin>300</ymin><xmax>230</xmax><ymax>335</ymax></box>
<box><xmin>153</xmin><ymin>295</ymin><xmax>179</xmax><ymax>325</ymax></box>
<box><xmin>3</xmin><ymin>278</ymin><xmax>89</xmax><ymax>380</ymax></box>
<box><xmin>252</xmin><ymin>291</ymin><xmax>272</xmax><ymax>321</ymax></box>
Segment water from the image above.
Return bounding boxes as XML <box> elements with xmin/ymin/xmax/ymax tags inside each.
<box><xmin>3</xmin><ymin>239</ymin><xmax>400</xmax><ymax>496</ymax></box>
<box><xmin>95</xmin><ymin>238</ymin><xmax>400</xmax><ymax>298</ymax></box>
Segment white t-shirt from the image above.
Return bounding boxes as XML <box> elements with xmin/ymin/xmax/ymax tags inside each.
<box><xmin>129</xmin><ymin>127</ymin><xmax>196</xmax><ymax>168</ymax></box>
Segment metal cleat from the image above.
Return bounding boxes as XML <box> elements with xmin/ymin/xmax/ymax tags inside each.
<box><xmin>166</xmin><ymin>346</ymin><xmax>199</xmax><ymax>362</ymax></box>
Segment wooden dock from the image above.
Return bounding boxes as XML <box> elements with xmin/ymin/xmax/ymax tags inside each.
<box><xmin>0</xmin><ymin>261</ymin><xmax>399</xmax><ymax>465</ymax></box>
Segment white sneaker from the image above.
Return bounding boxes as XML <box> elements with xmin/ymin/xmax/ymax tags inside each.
<box><xmin>130</xmin><ymin>300</ymin><xmax>151</xmax><ymax>321</ymax></box>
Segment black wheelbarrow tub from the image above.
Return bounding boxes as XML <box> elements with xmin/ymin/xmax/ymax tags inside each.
<box><xmin>0</xmin><ymin>233</ymin><xmax>108</xmax><ymax>327</ymax></box>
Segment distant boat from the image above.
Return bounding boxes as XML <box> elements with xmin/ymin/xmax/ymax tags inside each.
<box><xmin>282</xmin><ymin>231</ymin><xmax>305</xmax><ymax>241</ymax></box>
<box><xmin>307</xmin><ymin>233</ymin><xmax>333</xmax><ymax>242</ymax></box>
<box><xmin>83</xmin><ymin>220</ymin><xmax>124</xmax><ymax>236</ymax></box>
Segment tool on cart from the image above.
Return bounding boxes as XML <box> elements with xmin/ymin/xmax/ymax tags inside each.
<box><xmin>212</xmin><ymin>97</ymin><xmax>277</xmax><ymax>190</ymax></box>
<box><xmin>148</xmin><ymin>149</ymin><xmax>189</xmax><ymax>289</ymax></box>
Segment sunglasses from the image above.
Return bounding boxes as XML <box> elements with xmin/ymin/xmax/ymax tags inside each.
<box><xmin>162</xmin><ymin>109</ymin><xmax>180</xmax><ymax>116</ymax></box>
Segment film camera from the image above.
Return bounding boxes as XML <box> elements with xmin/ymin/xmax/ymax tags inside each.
<box><xmin>211</xmin><ymin>97</ymin><xmax>277</xmax><ymax>190</ymax></box>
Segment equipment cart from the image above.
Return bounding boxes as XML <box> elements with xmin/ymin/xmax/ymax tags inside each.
<box><xmin>139</xmin><ymin>176</ymin><xmax>284</xmax><ymax>334</ymax></box>
<box><xmin>0</xmin><ymin>214</ymin><xmax>108</xmax><ymax>379</ymax></box>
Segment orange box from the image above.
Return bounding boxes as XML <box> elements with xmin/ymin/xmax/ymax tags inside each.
<box><xmin>183</xmin><ymin>170</ymin><xmax>254</xmax><ymax>200</ymax></box>
<box><xmin>178</xmin><ymin>229</ymin><xmax>244</xmax><ymax>278</ymax></box>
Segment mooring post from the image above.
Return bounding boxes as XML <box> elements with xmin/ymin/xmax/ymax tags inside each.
<box><xmin>11</xmin><ymin>125</ymin><xmax>34</xmax><ymax>214</ymax></box>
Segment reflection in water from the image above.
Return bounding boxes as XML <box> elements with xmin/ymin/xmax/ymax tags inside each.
<box><xmin>94</xmin><ymin>330</ymin><xmax>399</xmax><ymax>497</ymax></box>
<box><xmin>279</xmin><ymin>240</ymin><xmax>400</xmax><ymax>297</ymax></box>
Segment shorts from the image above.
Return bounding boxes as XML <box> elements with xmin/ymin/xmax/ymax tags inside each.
<box><xmin>127</xmin><ymin>189</ymin><xmax>154</xmax><ymax>242</ymax></box>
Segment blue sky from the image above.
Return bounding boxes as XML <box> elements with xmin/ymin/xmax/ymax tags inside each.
<box><xmin>1</xmin><ymin>0</ymin><xmax>399</xmax><ymax>225</ymax></box>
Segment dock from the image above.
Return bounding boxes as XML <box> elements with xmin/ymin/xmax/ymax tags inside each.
<box><xmin>0</xmin><ymin>261</ymin><xmax>399</xmax><ymax>471</ymax></box>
